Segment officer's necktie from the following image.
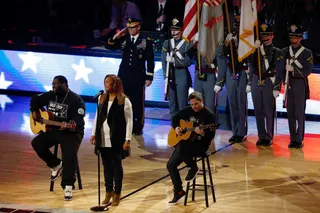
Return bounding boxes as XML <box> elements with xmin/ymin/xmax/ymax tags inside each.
<box><xmin>131</xmin><ymin>37</ymin><xmax>135</xmax><ymax>44</ymax></box>
<box><xmin>158</xmin><ymin>4</ymin><xmax>164</xmax><ymax>17</ymax></box>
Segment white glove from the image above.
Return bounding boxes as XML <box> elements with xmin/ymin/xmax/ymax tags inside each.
<box><xmin>166</xmin><ymin>55</ymin><xmax>175</xmax><ymax>63</ymax></box>
<box><xmin>254</xmin><ymin>40</ymin><xmax>261</xmax><ymax>48</ymax></box>
<box><xmin>214</xmin><ymin>85</ymin><xmax>222</xmax><ymax>93</ymax></box>
<box><xmin>246</xmin><ymin>85</ymin><xmax>251</xmax><ymax>93</ymax></box>
<box><xmin>226</xmin><ymin>33</ymin><xmax>233</xmax><ymax>42</ymax></box>
<box><xmin>273</xmin><ymin>90</ymin><xmax>280</xmax><ymax>99</ymax></box>
<box><xmin>286</xmin><ymin>64</ymin><xmax>294</xmax><ymax>72</ymax></box>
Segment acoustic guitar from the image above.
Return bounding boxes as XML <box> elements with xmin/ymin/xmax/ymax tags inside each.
<box><xmin>30</xmin><ymin>109</ymin><xmax>76</xmax><ymax>134</ymax></box>
<box><xmin>168</xmin><ymin>119</ymin><xmax>219</xmax><ymax>147</ymax></box>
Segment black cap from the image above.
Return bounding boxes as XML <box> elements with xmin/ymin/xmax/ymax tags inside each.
<box><xmin>170</xmin><ymin>18</ymin><xmax>183</xmax><ymax>30</ymax></box>
<box><xmin>126</xmin><ymin>17</ymin><xmax>142</xmax><ymax>27</ymax></box>
<box><xmin>260</xmin><ymin>23</ymin><xmax>274</xmax><ymax>35</ymax></box>
<box><xmin>288</xmin><ymin>24</ymin><xmax>303</xmax><ymax>37</ymax></box>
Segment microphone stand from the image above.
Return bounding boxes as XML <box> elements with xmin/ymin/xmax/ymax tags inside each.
<box><xmin>90</xmin><ymin>94</ymin><xmax>109</xmax><ymax>212</ymax></box>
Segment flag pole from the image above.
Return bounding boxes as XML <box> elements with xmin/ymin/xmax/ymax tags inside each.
<box><xmin>197</xmin><ymin>0</ymin><xmax>204</xmax><ymax>79</ymax></box>
<box><xmin>255</xmin><ymin>21</ymin><xmax>262</xmax><ymax>85</ymax></box>
<box><xmin>224</xmin><ymin>0</ymin><xmax>236</xmax><ymax>79</ymax></box>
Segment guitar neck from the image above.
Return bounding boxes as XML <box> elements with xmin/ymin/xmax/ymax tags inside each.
<box><xmin>185</xmin><ymin>124</ymin><xmax>216</xmax><ymax>132</ymax></box>
<box><xmin>42</xmin><ymin>119</ymin><xmax>62</xmax><ymax>127</ymax></box>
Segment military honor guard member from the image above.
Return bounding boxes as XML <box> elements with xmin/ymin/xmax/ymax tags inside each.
<box><xmin>105</xmin><ymin>17</ymin><xmax>155</xmax><ymax>135</ymax></box>
<box><xmin>279</xmin><ymin>24</ymin><xmax>313</xmax><ymax>148</ymax></box>
<box><xmin>249</xmin><ymin>23</ymin><xmax>282</xmax><ymax>146</ymax></box>
<box><xmin>161</xmin><ymin>18</ymin><xmax>194</xmax><ymax>118</ymax></box>
<box><xmin>214</xmin><ymin>9</ymin><xmax>248</xmax><ymax>143</ymax></box>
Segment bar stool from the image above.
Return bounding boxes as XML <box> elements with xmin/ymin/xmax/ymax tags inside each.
<box><xmin>184</xmin><ymin>151</ymin><xmax>216</xmax><ymax>207</ymax></box>
<box><xmin>50</xmin><ymin>144</ymin><xmax>83</xmax><ymax>191</ymax></box>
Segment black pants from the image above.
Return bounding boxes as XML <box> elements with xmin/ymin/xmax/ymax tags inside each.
<box><xmin>166</xmin><ymin>140</ymin><xmax>208</xmax><ymax>192</ymax></box>
<box><xmin>100</xmin><ymin>148</ymin><xmax>123</xmax><ymax>194</ymax></box>
<box><xmin>122</xmin><ymin>82</ymin><xmax>145</xmax><ymax>133</ymax></box>
<box><xmin>31</xmin><ymin>130</ymin><xmax>82</xmax><ymax>188</ymax></box>
<box><xmin>287</xmin><ymin>78</ymin><xmax>307</xmax><ymax>142</ymax></box>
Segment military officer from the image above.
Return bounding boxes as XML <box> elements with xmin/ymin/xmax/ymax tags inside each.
<box><xmin>249</xmin><ymin>23</ymin><xmax>282</xmax><ymax>146</ymax></box>
<box><xmin>214</xmin><ymin>8</ymin><xmax>249</xmax><ymax>143</ymax></box>
<box><xmin>276</xmin><ymin>24</ymin><xmax>313</xmax><ymax>148</ymax></box>
<box><xmin>105</xmin><ymin>17</ymin><xmax>155</xmax><ymax>135</ymax></box>
<box><xmin>161</xmin><ymin>18</ymin><xmax>194</xmax><ymax>118</ymax></box>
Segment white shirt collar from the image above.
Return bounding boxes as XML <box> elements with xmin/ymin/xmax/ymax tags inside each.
<box><xmin>158</xmin><ymin>0</ymin><xmax>167</xmax><ymax>9</ymax></box>
<box><xmin>131</xmin><ymin>34</ymin><xmax>139</xmax><ymax>44</ymax></box>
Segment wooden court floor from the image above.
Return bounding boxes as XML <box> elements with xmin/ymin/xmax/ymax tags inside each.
<box><xmin>1</xmin><ymin>97</ymin><xmax>320</xmax><ymax>213</ymax></box>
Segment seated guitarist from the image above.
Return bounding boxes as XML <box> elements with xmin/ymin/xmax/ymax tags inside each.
<box><xmin>166</xmin><ymin>92</ymin><xmax>216</xmax><ymax>205</ymax></box>
<box><xmin>29</xmin><ymin>75</ymin><xmax>85</xmax><ymax>201</ymax></box>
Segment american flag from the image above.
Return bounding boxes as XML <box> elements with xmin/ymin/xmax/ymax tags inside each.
<box><xmin>182</xmin><ymin>0</ymin><xmax>198</xmax><ymax>42</ymax></box>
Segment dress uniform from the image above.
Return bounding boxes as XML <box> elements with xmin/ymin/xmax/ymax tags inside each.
<box><xmin>105</xmin><ymin>17</ymin><xmax>155</xmax><ymax>135</ymax></box>
<box><xmin>281</xmin><ymin>24</ymin><xmax>313</xmax><ymax>148</ymax></box>
<box><xmin>161</xmin><ymin>18</ymin><xmax>194</xmax><ymax>118</ymax></box>
<box><xmin>248</xmin><ymin>23</ymin><xmax>282</xmax><ymax>146</ymax></box>
<box><xmin>214</xmin><ymin>10</ymin><xmax>248</xmax><ymax>143</ymax></box>
<box><xmin>194</xmin><ymin>45</ymin><xmax>224</xmax><ymax>114</ymax></box>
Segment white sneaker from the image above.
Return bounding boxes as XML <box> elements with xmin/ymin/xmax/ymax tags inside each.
<box><xmin>50</xmin><ymin>161</ymin><xmax>62</xmax><ymax>181</ymax></box>
<box><xmin>64</xmin><ymin>185</ymin><xmax>73</xmax><ymax>201</ymax></box>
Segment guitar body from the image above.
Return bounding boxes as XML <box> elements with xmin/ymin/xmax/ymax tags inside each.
<box><xmin>30</xmin><ymin>110</ymin><xmax>54</xmax><ymax>134</ymax></box>
<box><xmin>168</xmin><ymin>120</ymin><xmax>195</xmax><ymax>147</ymax></box>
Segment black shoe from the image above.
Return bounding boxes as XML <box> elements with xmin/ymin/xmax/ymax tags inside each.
<box><xmin>295</xmin><ymin>141</ymin><xmax>303</xmax><ymax>148</ymax></box>
<box><xmin>185</xmin><ymin>166</ymin><xmax>199</xmax><ymax>182</ymax></box>
<box><xmin>262</xmin><ymin>139</ymin><xmax>272</xmax><ymax>146</ymax></box>
<box><xmin>168</xmin><ymin>190</ymin><xmax>186</xmax><ymax>205</ymax></box>
<box><xmin>134</xmin><ymin>131</ymin><xmax>143</xmax><ymax>135</ymax></box>
<box><xmin>288</xmin><ymin>141</ymin><xmax>296</xmax><ymax>148</ymax></box>
<box><xmin>228</xmin><ymin>135</ymin><xmax>237</xmax><ymax>142</ymax></box>
<box><xmin>256</xmin><ymin>139</ymin><xmax>264</xmax><ymax>146</ymax></box>
<box><xmin>235</xmin><ymin>135</ymin><xmax>246</xmax><ymax>143</ymax></box>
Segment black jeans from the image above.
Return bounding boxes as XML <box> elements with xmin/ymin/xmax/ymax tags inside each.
<box><xmin>100</xmin><ymin>147</ymin><xmax>123</xmax><ymax>194</ymax></box>
<box><xmin>31</xmin><ymin>130</ymin><xmax>83</xmax><ymax>188</ymax></box>
<box><xmin>166</xmin><ymin>140</ymin><xmax>208</xmax><ymax>192</ymax></box>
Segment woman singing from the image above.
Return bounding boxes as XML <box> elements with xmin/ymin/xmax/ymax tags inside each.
<box><xmin>90</xmin><ymin>74</ymin><xmax>133</xmax><ymax>206</ymax></box>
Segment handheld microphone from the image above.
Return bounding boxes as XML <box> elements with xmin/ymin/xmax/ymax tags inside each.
<box><xmin>93</xmin><ymin>90</ymin><xmax>104</xmax><ymax>99</ymax></box>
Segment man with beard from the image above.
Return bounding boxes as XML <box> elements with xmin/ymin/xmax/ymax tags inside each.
<box><xmin>161</xmin><ymin>18</ymin><xmax>194</xmax><ymax>118</ymax></box>
<box><xmin>276</xmin><ymin>24</ymin><xmax>313</xmax><ymax>148</ymax></box>
<box><xmin>248</xmin><ymin>23</ymin><xmax>282</xmax><ymax>146</ymax></box>
<box><xmin>214</xmin><ymin>7</ymin><xmax>249</xmax><ymax>143</ymax></box>
<box><xmin>30</xmin><ymin>75</ymin><xmax>85</xmax><ymax>201</ymax></box>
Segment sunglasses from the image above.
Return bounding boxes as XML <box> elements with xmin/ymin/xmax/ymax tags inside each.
<box><xmin>128</xmin><ymin>26</ymin><xmax>137</xmax><ymax>29</ymax></box>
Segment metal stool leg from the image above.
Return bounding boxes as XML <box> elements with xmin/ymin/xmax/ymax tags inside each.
<box><xmin>206</xmin><ymin>156</ymin><xmax>216</xmax><ymax>202</ymax></box>
<box><xmin>50</xmin><ymin>144</ymin><xmax>59</xmax><ymax>192</ymax></box>
<box><xmin>192</xmin><ymin>157</ymin><xmax>196</xmax><ymax>201</ymax></box>
<box><xmin>76</xmin><ymin>157</ymin><xmax>83</xmax><ymax>190</ymax></box>
<box><xmin>202</xmin><ymin>157</ymin><xmax>209</xmax><ymax>208</ymax></box>
<box><xmin>184</xmin><ymin>181</ymin><xmax>190</xmax><ymax>206</ymax></box>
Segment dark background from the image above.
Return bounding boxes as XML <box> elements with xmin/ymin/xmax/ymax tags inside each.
<box><xmin>0</xmin><ymin>0</ymin><xmax>319</xmax><ymax>61</ymax></box>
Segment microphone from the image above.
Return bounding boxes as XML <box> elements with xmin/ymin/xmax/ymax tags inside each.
<box><xmin>93</xmin><ymin>90</ymin><xmax>104</xmax><ymax>100</ymax></box>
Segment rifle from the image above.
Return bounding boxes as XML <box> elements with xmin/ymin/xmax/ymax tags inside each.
<box><xmin>164</xmin><ymin>30</ymin><xmax>174</xmax><ymax>101</ymax></box>
<box><xmin>282</xmin><ymin>59</ymin><xmax>290</xmax><ymax>108</ymax></box>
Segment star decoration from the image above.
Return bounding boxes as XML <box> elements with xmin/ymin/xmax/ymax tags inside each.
<box><xmin>101</xmin><ymin>57</ymin><xmax>116</xmax><ymax>64</ymax></box>
<box><xmin>72</xmin><ymin>59</ymin><xmax>93</xmax><ymax>83</ymax></box>
<box><xmin>83</xmin><ymin>114</ymin><xmax>92</xmax><ymax>129</ymax></box>
<box><xmin>0</xmin><ymin>72</ymin><xmax>13</xmax><ymax>89</ymax></box>
<box><xmin>0</xmin><ymin>95</ymin><xmax>13</xmax><ymax>111</ymax></box>
<box><xmin>21</xmin><ymin>113</ymin><xmax>34</xmax><ymax>135</ymax></box>
<box><xmin>44</xmin><ymin>85</ymin><xmax>52</xmax><ymax>92</ymax></box>
<box><xmin>18</xmin><ymin>52</ymin><xmax>42</xmax><ymax>73</ymax></box>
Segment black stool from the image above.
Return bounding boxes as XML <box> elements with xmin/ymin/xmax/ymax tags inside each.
<box><xmin>50</xmin><ymin>144</ymin><xmax>83</xmax><ymax>191</ymax></box>
<box><xmin>184</xmin><ymin>151</ymin><xmax>216</xmax><ymax>207</ymax></box>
